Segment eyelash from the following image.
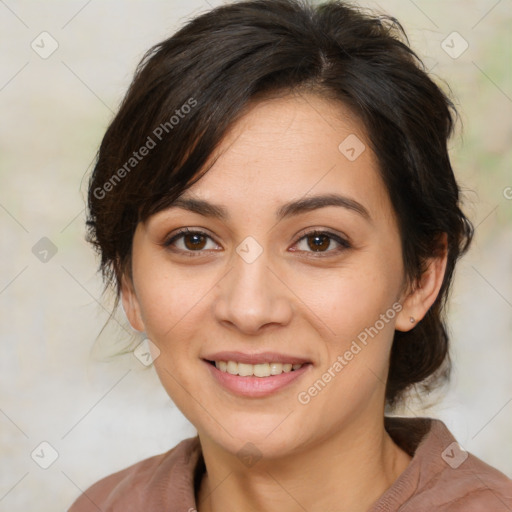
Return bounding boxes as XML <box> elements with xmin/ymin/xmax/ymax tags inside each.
<box><xmin>163</xmin><ymin>228</ymin><xmax>351</xmax><ymax>258</ymax></box>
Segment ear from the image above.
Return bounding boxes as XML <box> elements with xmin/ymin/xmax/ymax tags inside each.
<box><xmin>395</xmin><ymin>234</ymin><xmax>448</xmax><ymax>332</ymax></box>
<box><xmin>121</xmin><ymin>274</ymin><xmax>145</xmax><ymax>332</ymax></box>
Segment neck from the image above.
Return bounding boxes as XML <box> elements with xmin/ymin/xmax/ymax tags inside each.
<box><xmin>196</xmin><ymin>412</ymin><xmax>411</xmax><ymax>512</ymax></box>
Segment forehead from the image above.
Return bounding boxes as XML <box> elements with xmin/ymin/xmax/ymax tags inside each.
<box><xmin>178</xmin><ymin>93</ymin><xmax>391</xmax><ymax>221</ymax></box>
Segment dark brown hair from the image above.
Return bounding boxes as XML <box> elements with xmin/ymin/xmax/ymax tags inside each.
<box><xmin>86</xmin><ymin>0</ymin><xmax>473</xmax><ymax>407</ymax></box>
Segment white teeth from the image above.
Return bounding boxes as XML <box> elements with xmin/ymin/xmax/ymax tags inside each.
<box><xmin>269</xmin><ymin>363</ymin><xmax>282</xmax><ymax>375</ymax></box>
<box><xmin>254</xmin><ymin>363</ymin><xmax>271</xmax><ymax>377</ymax></box>
<box><xmin>214</xmin><ymin>360</ymin><xmax>304</xmax><ymax>377</ymax></box>
<box><xmin>238</xmin><ymin>363</ymin><xmax>253</xmax><ymax>377</ymax></box>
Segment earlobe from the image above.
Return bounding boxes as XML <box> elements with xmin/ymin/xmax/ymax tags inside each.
<box><xmin>120</xmin><ymin>275</ymin><xmax>145</xmax><ymax>332</ymax></box>
<box><xmin>395</xmin><ymin>234</ymin><xmax>448</xmax><ymax>332</ymax></box>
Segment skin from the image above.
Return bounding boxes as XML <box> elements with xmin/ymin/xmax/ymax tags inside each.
<box><xmin>122</xmin><ymin>92</ymin><xmax>448</xmax><ymax>512</ymax></box>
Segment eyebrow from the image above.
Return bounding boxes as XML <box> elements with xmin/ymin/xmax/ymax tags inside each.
<box><xmin>167</xmin><ymin>193</ymin><xmax>371</xmax><ymax>222</ymax></box>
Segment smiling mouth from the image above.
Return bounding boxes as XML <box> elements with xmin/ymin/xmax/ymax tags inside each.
<box><xmin>206</xmin><ymin>360</ymin><xmax>306</xmax><ymax>377</ymax></box>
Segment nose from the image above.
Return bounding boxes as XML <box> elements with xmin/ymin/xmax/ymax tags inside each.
<box><xmin>212</xmin><ymin>246</ymin><xmax>293</xmax><ymax>335</ymax></box>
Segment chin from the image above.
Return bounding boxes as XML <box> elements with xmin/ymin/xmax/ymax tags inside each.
<box><xmin>194</xmin><ymin>408</ymin><xmax>306</xmax><ymax>457</ymax></box>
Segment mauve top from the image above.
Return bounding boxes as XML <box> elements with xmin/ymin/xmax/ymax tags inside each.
<box><xmin>68</xmin><ymin>417</ymin><xmax>512</xmax><ymax>511</ymax></box>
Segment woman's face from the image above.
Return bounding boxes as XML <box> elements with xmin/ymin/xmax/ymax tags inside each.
<box><xmin>123</xmin><ymin>93</ymin><xmax>414</xmax><ymax>459</ymax></box>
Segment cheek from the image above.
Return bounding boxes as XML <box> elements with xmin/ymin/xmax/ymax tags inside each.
<box><xmin>132</xmin><ymin>261</ymin><xmax>211</xmax><ymax>341</ymax></box>
<box><xmin>299</xmin><ymin>249</ymin><xmax>403</xmax><ymax>388</ymax></box>
<box><xmin>132</xmin><ymin>264</ymin><xmax>214</xmax><ymax>423</ymax></box>
<box><xmin>291</xmin><ymin>279</ymin><xmax>399</xmax><ymax>427</ymax></box>
<box><xmin>299</xmin><ymin>258</ymin><xmax>401</xmax><ymax>339</ymax></box>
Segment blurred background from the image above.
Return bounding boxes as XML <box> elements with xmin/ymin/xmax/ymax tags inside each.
<box><xmin>0</xmin><ymin>0</ymin><xmax>511</xmax><ymax>509</ymax></box>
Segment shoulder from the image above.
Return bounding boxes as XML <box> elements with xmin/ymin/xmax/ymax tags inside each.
<box><xmin>432</xmin><ymin>450</ymin><xmax>512</xmax><ymax>511</ymax></box>
<box><xmin>68</xmin><ymin>436</ymin><xmax>202</xmax><ymax>511</ymax></box>
<box><xmin>380</xmin><ymin>417</ymin><xmax>512</xmax><ymax>511</ymax></box>
<box><xmin>427</xmin><ymin>419</ymin><xmax>512</xmax><ymax>510</ymax></box>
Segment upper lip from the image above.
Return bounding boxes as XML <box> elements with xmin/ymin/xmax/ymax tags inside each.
<box><xmin>202</xmin><ymin>351</ymin><xmax>311</xmax><ymax>365</ymax></box>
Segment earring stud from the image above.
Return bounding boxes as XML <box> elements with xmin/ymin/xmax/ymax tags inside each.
<box><xmin>409</xmin><ymin>316</ymin><xmax>416</xmax><ymax>323</ymax></box>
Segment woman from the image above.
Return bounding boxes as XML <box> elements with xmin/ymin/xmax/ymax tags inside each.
<box><xmin>69</xmin><ymin>0</ymin><xmax>512</xmax><ymax>510</ymax></box>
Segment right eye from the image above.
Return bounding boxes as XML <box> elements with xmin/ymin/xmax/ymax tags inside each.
<box><xmin>164</xmin><ymin>228</ymin><xmax>221</xmax><ymax>256</ymax></box>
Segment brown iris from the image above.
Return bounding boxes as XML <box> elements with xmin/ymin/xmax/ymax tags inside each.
<box><xmin>307</xmin><ymin>233</ymin><xmax>330</xmax><ymax>252</ymax></box>
<box><xmin>183</xmin><ymin>233</ymin><xmax>208</xmax><ymax>250</ymax></box>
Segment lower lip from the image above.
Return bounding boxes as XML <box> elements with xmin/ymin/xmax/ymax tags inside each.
<box><xmin>203</xmin><ymin>360</ymin><xmax>311</xmax><ymax>398</ymax></box>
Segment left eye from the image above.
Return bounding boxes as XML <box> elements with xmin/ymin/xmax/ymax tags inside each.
<box><xmin>164</xmin><ymin>229</ymin><xmax>350</xmax><ymax>256</ymax></box>
<box><xmin>292</xmin><ymin>230</ymin><xmax>350</xmax><ymax>255</ymax></box>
